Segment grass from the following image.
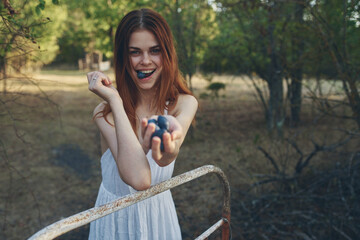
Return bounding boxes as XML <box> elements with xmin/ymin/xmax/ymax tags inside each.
<box><xmin>0</xmin><ymin>70</ymin><xmax>359</xmax><ymax>239</ymax></box>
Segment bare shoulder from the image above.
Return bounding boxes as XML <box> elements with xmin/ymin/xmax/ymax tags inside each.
<box><xmin>170</xmin><ymin>94</ymin><xmax>198</xmax><ymax>117</ymax></box>
<box><xmin>178</xmin><ymin>94</ymin><xmax>198</xmax><ymax>111</ymax></box>
<box><xmin>93</xmin><ymin>102</ymin><xmax>114</xmax><ymax>125</ymax></box>
<box><xmin>179</xmin><ymin>94</ymin><xmax>198</xmax><ymax>105</ymax></box>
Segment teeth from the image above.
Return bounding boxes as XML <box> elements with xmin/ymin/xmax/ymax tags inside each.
<box><xmin>140</xmin><ymin>70</ymin><xmax>154</xmax><ymax>74</ymax></box>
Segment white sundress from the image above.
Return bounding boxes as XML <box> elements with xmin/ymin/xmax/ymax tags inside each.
<box><xmin>88</xmin><ymin>118</ymin><xmax>182</xmax><ymax>240</ymax></box>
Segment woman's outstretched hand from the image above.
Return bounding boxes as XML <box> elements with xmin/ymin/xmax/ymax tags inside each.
<box><xmin>140</xmin><ymin>115</ymin><xmax>183</xmax><ymax>166</ymax></box>
<box><xmin>87</xmin><ymin>71</ymin><xmax>120</xmax><ymax>103</ymax></box>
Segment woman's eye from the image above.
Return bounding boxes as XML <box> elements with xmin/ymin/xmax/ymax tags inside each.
<box><xmin>130</xmin><ymin>50</ymin><xmax>140</xmax><ymax>55</ymax></box>
<box><xmin>151</xmin><ymin>49</ymin><xmax>161</xmax><ymax>54</ymax></box>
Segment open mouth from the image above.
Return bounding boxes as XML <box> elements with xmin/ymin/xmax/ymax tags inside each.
<box><xmin>137</xmin><ymin>69</ymin><xmax>156</xmax><ymax>79</ymax></box>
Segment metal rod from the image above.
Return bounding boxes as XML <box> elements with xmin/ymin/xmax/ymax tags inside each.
<box><xmin>28</xmin><ymin>165</ymin><xmax>231</xmax><ymax>240</ymax></box>
<box><xmin>195</xmin><ymin>218</ymin><xmax>225</xmax><ymax>240</ymax></box>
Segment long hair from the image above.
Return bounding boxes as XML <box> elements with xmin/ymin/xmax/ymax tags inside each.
<box><xmin>98</xmin><ymin>8</ymin><xmax>192</xmax><ymax>134</ymax></box>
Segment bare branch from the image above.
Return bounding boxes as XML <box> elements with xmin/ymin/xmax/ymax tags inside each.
<box><xmin>0</xmin><ymin>98</ymin><xmax>28</xmax><ymax>143</ymax></box>
<box><xmin>2</xmin><ymin>0</ymin><xmax>18</xmax><ymax>15</ymax></box>
<box><xmin>257</xmin><ymin>146</ymin><xmax>280</xmax><ymax>174</ymax></box>
<box><xmin>332</xmin><ymin>225</ymin><xmax>352</xmax><ymax>240</ymax></box>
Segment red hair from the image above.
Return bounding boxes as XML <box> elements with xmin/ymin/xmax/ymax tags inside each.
<box><xmin>98</xmin><ymin>8</ymin><xmax>192</xmax><ymax>133</ymax></box>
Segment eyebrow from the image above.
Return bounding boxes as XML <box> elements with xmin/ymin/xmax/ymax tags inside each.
<box><xmin>129</xmin><ymin>45</ymin><xmax>160</xmax><ymax>50</ymax></box>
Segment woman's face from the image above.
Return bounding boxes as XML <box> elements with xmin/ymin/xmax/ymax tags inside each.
<box><xmin>128</xmin><ymin>29</ymin><xmax>162</xmax><ymax>90</ymax></box>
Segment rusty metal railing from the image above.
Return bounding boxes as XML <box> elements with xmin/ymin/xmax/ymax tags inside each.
<box><xmin>28</xmin><ymin>165</ymin><xmax>231</xmax><ymax>240</ymax></box>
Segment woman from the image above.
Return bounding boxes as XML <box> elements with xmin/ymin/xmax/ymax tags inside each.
<box><xmin>87</xmin><ymin>8</ymin><xmax>198</xmax><ymax>239</ymax></box>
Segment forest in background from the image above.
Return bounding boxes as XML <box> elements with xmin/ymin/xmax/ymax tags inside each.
<box><xmin>2</xmin><ymin>0</ymin><xmax>360</xmax><ymax>134</ymax></box>
<box><xmin>1</xmin><ymin>0</ymin><xmax>360</xmax><ymax>239</ymax></box>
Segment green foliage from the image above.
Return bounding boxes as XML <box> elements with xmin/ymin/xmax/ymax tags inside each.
<box><xmin>202</xmin><ymin>0</ymin><xmax>360</xmax><ymax>131</ymax></box>
<box><xmin>0</xmin><ymin>0</ymin><xmax>65</xmax><ymax>73</ymax></box>
<box><xmin>207</xmin><ymin>82</ymin><xmax>225</xmax><ymax>91</ymax></box>
<box><xmin>207</xmin><ymin>81</ymin><xmax>225</xmax><ymax>98</ymax></box>
<box><xmin>31</xmin><ymin>1</ymin><xmax>67</xmax><ymax>65</ymax></box>
<box><xmin>205</xmin><ymin>0</ymin><xmax>360</xmax><ymax>81</ymax></box>
<box><xmin>57</xmin><ymin>0</ymin><xmax>148</xmax><ymax>61</ymax></box>
<box><xmin>153</xmin><ymin>0</ymin><xmax>218</xmax><ymax>79</ymax></box>
<box><xmin>52</xmin><ymin>10</ymin><xmax>93</xmax><ymax>64</ymax></box>
<box><xmin>3</xmin><ymin>0</ymin><xmax>360</xmax><ymax>103</ymax></box>
<box><xmin>201</xmin><ymin>11</ymin><xmax>249</xmax><ymax>74</ymax></box>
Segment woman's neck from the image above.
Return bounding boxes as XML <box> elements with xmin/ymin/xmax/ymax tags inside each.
<box><xmin>137</xmin><ymin>90</ymin><xmax>157</xmax><ymax>116</ymax></box>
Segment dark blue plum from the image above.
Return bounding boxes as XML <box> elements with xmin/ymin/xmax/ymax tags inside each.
<box><xmin>148</xmin><ymin>119</ymin><xmax>160</xmax><ymax>131</ymax></box>
<box><xmin>147</xmin><ymin>119</ymin><xmax>157</xmax><ymax>125</ymax></box>
<box><xmin>157</xmin><ymin>115</ymin><xmax>169</xmax><ymax>130</ymax></box>
<box><xmin>151</xmin><ymin>128</ymin><xmax>167</xmax><ymax>151</ymax></box>
<box><xmin>137</xmin><ymin>71</ymin><xmax>146</xmax><ymax>79</ymax></box>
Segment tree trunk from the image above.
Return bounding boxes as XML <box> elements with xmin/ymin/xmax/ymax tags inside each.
<box><xmin>266</xmin><ymin>4</ymin><xmax>284</xmax><ymax>136</ymax></box>
<box><xmin>267</xmin><ymin>73</ymin><xmax>284</xmax><ymax>136</ymax></box>
<box><xmin>342</xmin><ymin>73</ymin><xmax>360</xmax><ymax>129</ymax></box>
<box><xmin>289</xmin><ymin>75</ymin><xmax>302</xmax><ymax>126</ymax></box>
<box><xmin>188</xmin><ymin>73</ymin><xmax>193</xmax><ymax>93</ymax></box>
<box><xmin>289</xmin><ymin>2</ymin><xmax>305</xmax><ymax>127</ymax></box>
<box><xmin>0</xmin><ymin>56</ymin><xmax>6</xmax><ymax>95</ymax></box>
<box><xmin>108</xmin><ymin>26</ymin><xmax>113</xmax><ymax>46</ymax></box>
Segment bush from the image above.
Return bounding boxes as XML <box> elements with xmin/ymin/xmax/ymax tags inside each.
<box><xmin>207</xmin><ymin>82</ymin><xmax>226</xmax><ymax>98</ymax></box>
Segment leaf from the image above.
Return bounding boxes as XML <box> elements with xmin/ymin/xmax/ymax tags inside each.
<box><xmin>39</xmin><ymin>3</ymin><xmax>45</xmax><ymax>10</ymax></box>
<box><xmin>35</xmin><ymin>5</ymin><xmax>41</xmax><ymax>15</ymax></box>
<box><xmin>52</xmin><ymin>0</ymin><xmax>60</xmax><ymax>5</ymax></box>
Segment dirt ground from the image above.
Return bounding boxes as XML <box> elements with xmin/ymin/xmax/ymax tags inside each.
<box><xmin>0</xmin><ymin>71</ymin><xmax>358</xmax><ymax>239</ymax></box>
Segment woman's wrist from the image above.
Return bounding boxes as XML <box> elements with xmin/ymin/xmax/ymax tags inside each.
<box><xmin>108</xmin><ymin>94</ymin><xmax>123</xmax><ymax>105</ymax></box>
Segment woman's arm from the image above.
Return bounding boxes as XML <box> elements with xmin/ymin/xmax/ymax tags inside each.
<box><xmin>88</xmin><ymin>72</ymin><xmax>152</xmax><ymax>191</ymax></box>
<box><xmin>151</xmin><ymin>94</ymin><xmax>198</xmax><ymax>166</ymax></box>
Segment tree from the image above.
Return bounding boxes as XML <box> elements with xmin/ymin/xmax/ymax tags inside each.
<box><xmin>284</xmin><ymin>2</ymin><xmax>305</xmax><ymax>126</ymax></box>
<box><xmin>306</xmin><ymin>0</ymin><xmax>360</xmax><ymax>129</ymax></box>
<box><xmin>152</xmin><ymin>0</ymin><xmax>218</xmax><ymax>91</ymax></box>
<box><xmin>212</xmin><ymin>0</ymin><xmax>294</xmax><ymax>136</ymax></box>
<box><xmin>1</xmin><ymin>0</ymin><xmax>42</xmax><ymax>93</ymax></box>
<box><xmin>1</xmin><ymin>0</ymin><xmax>64</xmax><ymax>89</ymax></box>
<box><xmin>210</xmin><ymin>0</ymin><xmax>360</xmax><ymax>131</ymax></box>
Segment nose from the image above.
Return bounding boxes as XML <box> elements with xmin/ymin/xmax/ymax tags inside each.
<box><xmin>141</xmin><ymin>52</ymin><xmax>151</xmax><ymax>65</ymax></box>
